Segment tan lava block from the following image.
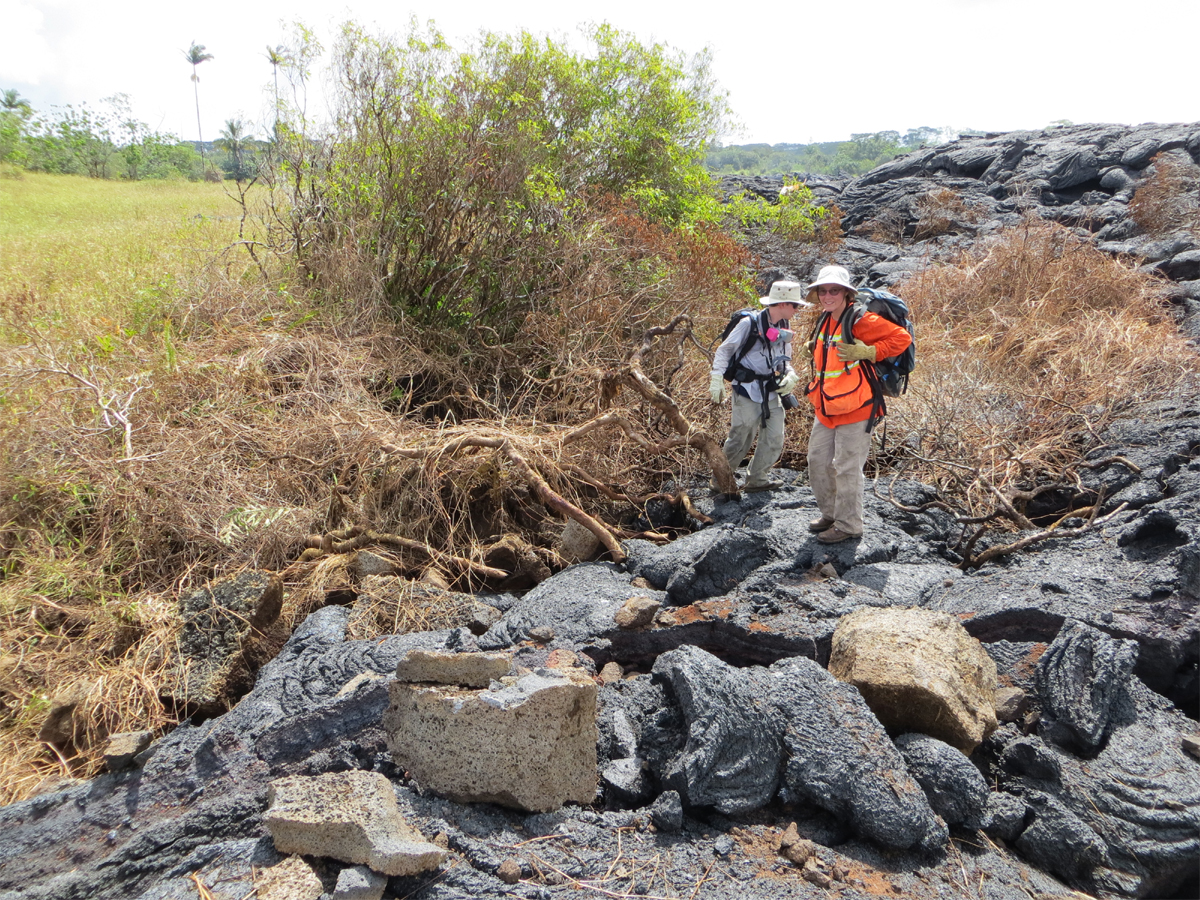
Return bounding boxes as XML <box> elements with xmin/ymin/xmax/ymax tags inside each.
<box><xmin>383</xmin><ymin>669</ymin><xmax>598</xmax><ymax>812</ymax></box>
<box><xmin>254</xmin><ymin>856</ymin><xmax>323</xmax><ymax>900</ymax></box>
<box><xmin>614</xmin><ymin>595</ymin><xmax>661</xmax><ymax>629</ymax></box>
<box><xmin>265</xmin><ymin>770</ymin><xmax>446</xmax><ymax>877</ymax></box>
<box><xmin>829</xmin><ymin>606</ymin><xmax>998</xmax><ymax>754</ymax></box>
<box><xmin>395</xmin><ymin>649</ymin><xmax>513</xmax><ymax>688</ymax></box>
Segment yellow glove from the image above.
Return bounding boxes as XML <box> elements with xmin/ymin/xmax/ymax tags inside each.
<box><xmin>709</xmin><ymin>371</ymin><xmax>726</xmax><ymax>404</ymax></box>
<box><xmin>776</xmin><ymin>370</ymin><xmax>801</xmax><ymax>393</ymax></box>
<box><xmin>836</xmin><ymin>341</ymin><xmax>877</xmax><ymax>362</ymax></box>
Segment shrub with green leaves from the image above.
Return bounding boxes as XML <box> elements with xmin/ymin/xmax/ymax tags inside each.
<box><xmin>722</xmin><ymin>178</ymin><xmax>834</xmax><ymax>241</ymax></box>
<box><xmin>274</xmin><ymin>21</ymin><xmax>732</xmax><ymax>331</ymax></box>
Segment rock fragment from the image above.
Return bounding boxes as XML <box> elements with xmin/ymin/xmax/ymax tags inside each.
<box><xmin>166</xmin><ymin>570</ymin><xmax>282</xmax><ymax>713</ymax></box>
<box><xmin>613</xmin><ymin>595</ymin><xmax>660</xmax><ymax>629</ymax></box>
<box><xmin>384</xmin><ymin>667</ymin><xmax>598</xmax><ymax>812</ymax></box>
<box><xmin>333</xmin><ymin>864</ymin><xmax>387</xmax><ymax>900</ymax></box>
<box><xmin>394</xmin><ymin>649</ymin><xmax>512</xmax><ymax>688</ymax></box>
<box><xmin>829</xmin><ymin>606</ymin><xmax>998</xmax><ymax>753</ymax></box>
<box><xmin>102</xmin><ymin>730</ymin><xmax>154</xmax><ymax>771</ymax></box>
<box><xmin>265</xmin><ymin>770</ymin><xmax>447</xmax><ymax>877</ymax></box>
<box><xmin>254</xmin><ymin>856</ymin><xmax>324</xmax><ymax>900</ymax></box>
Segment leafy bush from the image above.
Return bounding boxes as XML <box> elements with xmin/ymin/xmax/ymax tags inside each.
<box><xmin>722</xmin><ymin>178</ymin><xmax>838</xmax><ymax>242</ymax></box>
<box><xmin>270</xmin><ymin>21</ymin><xmax>733</xmax><ymax>334</ymax></box>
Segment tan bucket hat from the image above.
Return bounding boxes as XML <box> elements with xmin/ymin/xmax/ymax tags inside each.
<box><xmin>759</xmin><ymin>280</ymin><xmax>812</xmax><ymax>308</ymax></box>
<box><xmin>804</xmin><ymin>265</ymin><xmax>857</xmax><ymax>304</ymax></box>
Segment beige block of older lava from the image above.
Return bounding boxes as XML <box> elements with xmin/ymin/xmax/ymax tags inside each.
<box><xmin>254</xmin><ymin>856</ymin><xmax>324</xmax><ymax>900</ymax></box>
<box><xmin>384</xmin><ymin>665</ymin><xmax>598</xmax><ymax>812</ymax></box>
<box><xmin>265</xmin><ymin>770</ymin><xmax>447</xmax><ymax>877</ymax></box>
<box><xmin>828</xmin><ymin>606</ymin><xmax>998</xmax><ymax>754</ymax></box>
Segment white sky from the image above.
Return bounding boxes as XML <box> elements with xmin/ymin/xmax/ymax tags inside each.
<box><xmin>2</xmin><ymin>0</ymin><xmax>1198</xmax><ymax>146</ymax></box>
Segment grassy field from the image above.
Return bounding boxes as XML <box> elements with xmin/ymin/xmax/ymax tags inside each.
<box><xmin>0</xmin><ymin>173</ymin><xmax>244</xmax><ymax>338</ymax></box>
<box><xmin>1</xmin><ymin>174</ymin><xmax>259</xmax><ymax>802</ymax></box>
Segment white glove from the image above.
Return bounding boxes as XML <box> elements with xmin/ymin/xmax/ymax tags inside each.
<box><xmin>777</xmin><ymin>369</ymin><xmax>801</xmax><ymax>393</ymax></box>
<box><xmin>709</xmin><ymin>371</ymin><xmax>726</xmax><ymax>404</ymax></box>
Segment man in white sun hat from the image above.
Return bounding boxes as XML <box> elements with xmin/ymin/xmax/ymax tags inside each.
<box><xmin>803</xmin><ymin>264</ymin><xmax>911</xmax><ymax>542</ymax></box>
<box><xmin>709</xmin><ymin>280</ymin><xmax>810</xmax><ymax>493</ymax></box>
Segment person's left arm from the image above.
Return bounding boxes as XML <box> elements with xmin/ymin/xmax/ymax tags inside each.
<box><xmin>838</xmin><ymin>312</ymin><xmax>911</xmax><ymax>361</ymax></box>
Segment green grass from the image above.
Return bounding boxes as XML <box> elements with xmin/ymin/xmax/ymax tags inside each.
<box><xmin>0</xmin><ymin>173</ymin><xmax>244</xmax><ymax>337</ymax></box>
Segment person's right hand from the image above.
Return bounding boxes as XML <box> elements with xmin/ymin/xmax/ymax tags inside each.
<box><xmin>709</xmin><ymin>371</ymin><xmax>726</xmax><ymax>404</ymax></box>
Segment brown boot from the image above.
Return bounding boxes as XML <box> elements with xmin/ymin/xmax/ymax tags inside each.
<box><xmin>816</xmin><ymin>526</ymin><xmax>859</xmax><ymax>544</ymax></box>
<box><xmin>744</xmin><ymin>479</ymin><xmax>782</xmax><ymax>493</ymax></box>
<box><xmin>808</xmin><ymin>516</ymin><xmax>835</xmax><ymax>533</ymax></box>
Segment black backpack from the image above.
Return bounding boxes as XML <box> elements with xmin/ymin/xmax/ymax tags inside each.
<box><xmin>850</xmin><ymin>287</ymin><xmax>916</xmax><ymax>398</ymax></box>
<box><xmin>715</xmin><ymin>308</ymin><xmax>767</xmax><ymax>382</ymax></box>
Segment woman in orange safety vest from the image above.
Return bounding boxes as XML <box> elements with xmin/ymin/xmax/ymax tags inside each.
<box><xmin>803</xmin><ymin>265</ymin><xmax>912</xmax><ymax>544</ymax></box>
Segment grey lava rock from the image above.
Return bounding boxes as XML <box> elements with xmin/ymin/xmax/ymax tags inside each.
<box><xmin>648</xmin><ymin>645</ymin><xmax>781</xmax><ymax>814</ymax></box>
<box><xmin>1035</xmin><ymin>619</ymin><xmax>1139</xmax><ymax>754</ymax></box>
<box><xmin>984</xmin><ymin>792</ymin><xmax>1028</xmax><ymax>842</ymax></box>
<box><xmin>895</xmin><ymin>733</ymin><xmax>991</xmax><ymax>830</ymax></box>
<box><xmin>648</xmin><ymin>790</ymin><xmax>683</xmax><ymax>832</ymax></box>
<box><xmin>767</xmin><ymin>656</ymin><xmax>948</xmax><ymax>852</ymax></box>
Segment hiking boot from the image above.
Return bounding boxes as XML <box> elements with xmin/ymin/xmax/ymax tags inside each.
<box><xmin>816</xmin><ymin>526</ymin><xmax>859</xmax><ymax>544</ymax></box>
<box><xmin>808</xmin><ymin>516</ymin><xmax>835</xmax><ymax>532</ymax></box>
<box><xmin>743</xmin><ymin>479</ymin><xmax>782</xmax><ymax>493</ymax></box>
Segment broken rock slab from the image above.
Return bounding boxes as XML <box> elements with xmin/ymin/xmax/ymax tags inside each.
<box><xmin>394</xmin><ymin>649</ymin><xmax>513</xmax><ymax>688</ymax></box>
<box><xmin>384</xmin><ymin>666</ymin><xmax>598</xmax><ymax>812</ymax></box>
<box><xmin>254</xmin><ymin>855</ymin><xmax>324</xmax><ymax>900</ymax></box>
<box><xmin>829</xmin><ymin>606</ymin><xmax>998</xmax><ymax>753</ymax></box>
<box><xmin>265</xmin><ymin>770</ymin><xmax>447</xmax><ymax>877</ymax></box>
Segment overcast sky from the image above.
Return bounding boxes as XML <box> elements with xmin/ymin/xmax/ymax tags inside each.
<box><xmin>3</xmin><ymin>0</ymin><xmax>1198</xmax><ymax>146</ymax></box>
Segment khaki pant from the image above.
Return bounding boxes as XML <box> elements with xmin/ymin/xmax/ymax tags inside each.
<box><xmin>723</xmin><ymin>392</ymin><xmax>785</xmax><ymax>487</ymax></box>
<box><xmin>807</xmin><ymin>418</ymin><xmax>871</xmax><ymax>535</ymax></box>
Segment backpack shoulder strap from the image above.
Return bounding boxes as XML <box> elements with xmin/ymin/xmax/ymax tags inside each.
<box><xmin>731</xmin><ymin>309</ymin><xmax>764</xmax><ymax>367</ymax></box>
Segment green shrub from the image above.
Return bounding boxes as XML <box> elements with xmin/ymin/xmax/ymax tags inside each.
<box><xmin>270</xmin><ymin>21</ymin><xmax>732</xmax><ymax>330</ymax></box>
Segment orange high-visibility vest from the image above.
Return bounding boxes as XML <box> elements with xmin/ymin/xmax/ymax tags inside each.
<box><xmin>806</xmin><ymin>314</ymin><xmax>876</xmax><ymax>421</ymax></box>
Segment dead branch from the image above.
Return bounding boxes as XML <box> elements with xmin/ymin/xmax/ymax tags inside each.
<box><xmin>878</xmin><ymin>444</ymin><xmax>1137</xmax><ymax>570</ymax></box>
<box><xmin>295</xmin><ymin>526</ymin><xmax>508</xmax><ymax>579</ymax></box>
<box><xmin>963</xmin><ymin>500</ymin><xmax>1128</xmax><ymax>570</ymax></box>
<box><xmin>379</xmin><ymin>435</ymin><xmax>626</xmax><ymax>564</ymax></box>
<box><xmin>599</xmin><ymin>314</ymin><xmax>738</xmax><ymax>494</ymax></box>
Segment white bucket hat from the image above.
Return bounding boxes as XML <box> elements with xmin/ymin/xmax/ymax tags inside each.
<box><xmin>759</xmin><ymin>280</ymin><xmax>812</xmax><ymax>308</ymax></box>
<box><xmin>805</xmin><ymin>265</ymin><xmax>857</xmax><ymax>304</ymax></box>
<box><xmin>801</xmin><ymin>266</ymin><xmax>859</xmax><ymax>304</ymax></box>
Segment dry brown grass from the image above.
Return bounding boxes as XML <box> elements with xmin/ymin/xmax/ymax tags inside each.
<box><xmin>0</xmin><ymin>189</ymin><xmax>746</xmax><ymax>803</ymax></box>
<box><xmin>880</xmin><ymin>217</ymin><xmax>1199</xmax><ymax>514</ymax></box>
<box><xmin>1129</xmin><ymin>151</ymin><xmax>1200</xmax><ymax>236</ymax></box>
<box><xmin>912</xmin><ymin>187</ymin><xmax>983</xmax><ymax>241</ymax></box>
<box><xmin>4</xmin><ymin>186</ymin><xmax>1195</xmax><ymax>805</ymax></box>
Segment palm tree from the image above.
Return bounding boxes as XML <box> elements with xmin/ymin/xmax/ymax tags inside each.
<box><xmin>265</xmin><ymin>45</ymin><xmax>286</xmax><ymax>140</ymax></box>
<box><xmin>184</xmin><ymin>42</ymin><xmax>214</xmax><ymax>150</ymax></box>
<box><xmin>216</xmin><ymin>119</ymin><xmax>254</xmax><ymax>180</ymax></box>
<box><xmin>2</xmin><ymin>89</ymin><xmax>32</xmax><ymax>115</ymax></box>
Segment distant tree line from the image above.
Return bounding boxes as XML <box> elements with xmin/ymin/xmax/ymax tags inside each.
<box><xmin>0</xmin><ymin>90</ymin><xmax>263</xmax><ymax>181</ymax></box>
<box><xmin>706</xmin><ymin>126</ymin><xmax>984</xmax><ymax>176</ymax></box>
